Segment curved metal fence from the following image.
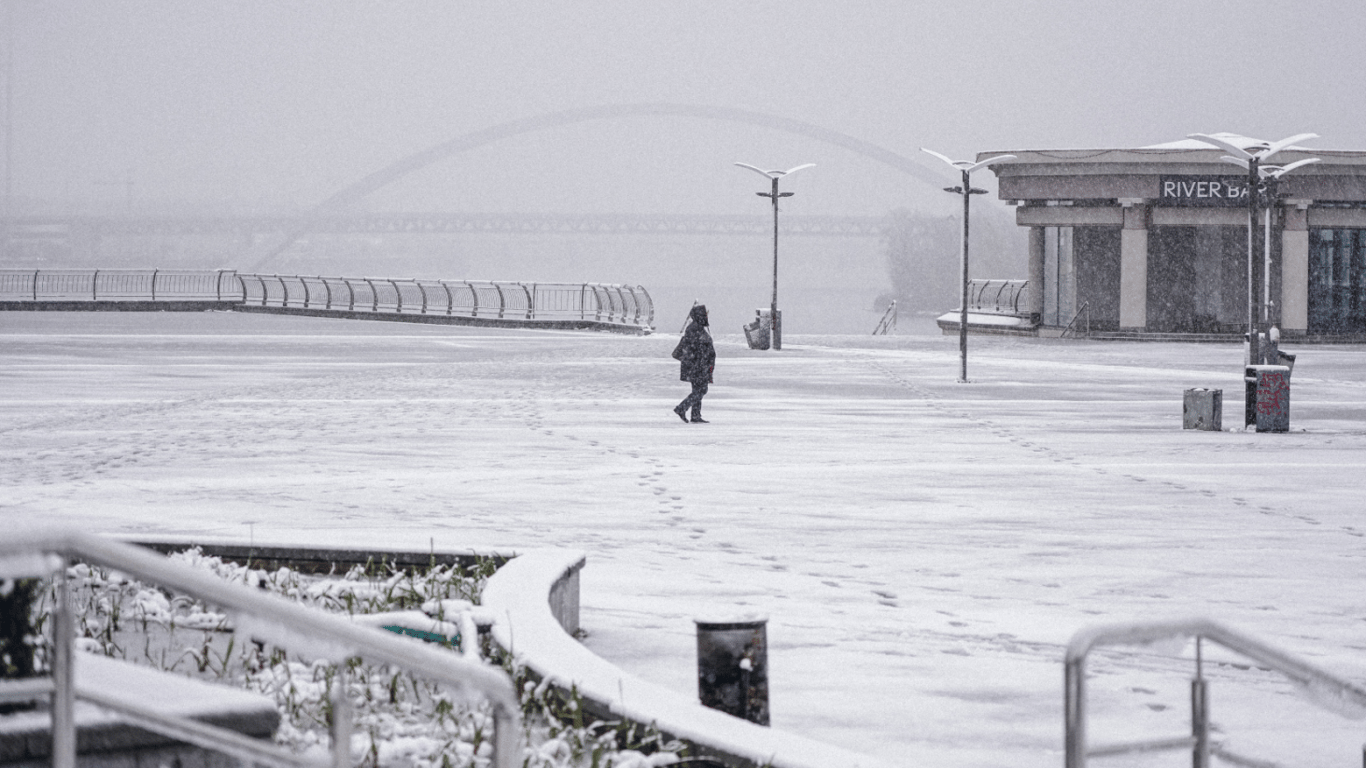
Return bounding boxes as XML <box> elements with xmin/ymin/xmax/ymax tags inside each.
<box><xmin>967</xmin><ymin>278</ymin><xmax>1030</xmax><ymax>316</ymax></box>
<box><xmin>0</xmin><ymin>269</ymin><xmax>654</xmax><ymax>329</ymax></box>
<box><xmin>235</xmin><ymin>273</ymin><xmax>653</xmax><ymax>327</ymax></box>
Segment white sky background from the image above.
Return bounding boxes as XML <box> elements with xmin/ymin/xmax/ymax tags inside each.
<box><xmin>6</xmin><ymin>0</ymin><xmax>1366</xmax><ymax>217</ymax></box>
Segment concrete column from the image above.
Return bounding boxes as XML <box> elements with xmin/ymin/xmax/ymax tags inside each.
<box><xmin>1118</xmin><ymin>199</ymin><xmax>1149</xmax><ymax>331</ymax></box>
<box><xmin>1028</xmin><ymin>226</ymin><xmax>1045</xmax><ymax>323</ymax></box>
<box><xmin>1280</xmin><ymin>200</ymin><xmax>1311</xmax><ymax>335</ymax></box>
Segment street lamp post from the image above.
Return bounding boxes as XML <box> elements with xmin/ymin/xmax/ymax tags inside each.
<box><xmin>1188</xmin><ymin>133</ymin><xmax>1317</xmax><ymax>365</ymax></box>
<box><xmin>735</xmin><ymin>162</ymin><xmax>814</xmax><ymax>351</ymax></box>
<box><xmin>1253</xmin><ymin>160</ymin><xmax>1318</xmax><ymax>328</ymax></box>
<box><xmin>921</xmin><ymin>149</ymin><xmax>1016</xmax><ymax>383</ymax></box>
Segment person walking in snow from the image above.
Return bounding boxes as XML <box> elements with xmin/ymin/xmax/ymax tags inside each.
<box><xmin>672</xmin><ymin>304</ymin><xmax>716</xmax><ymax>423</ymax></box>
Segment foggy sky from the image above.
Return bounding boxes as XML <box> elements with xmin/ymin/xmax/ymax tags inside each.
<box><xmin>5</xmin><ymin>0</ymin><xmax>1365</xmax><ymax>219</ymax></box>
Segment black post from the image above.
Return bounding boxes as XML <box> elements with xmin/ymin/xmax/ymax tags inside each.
<box><xmin>959</xmin><ymin>168</ymin><xmax>971</xmax><ymax>383</ymax></box>
<box><xmin>771</xmin><ymin>176</ymin><xmax>780</xmax><ymax>351</ymax></box>
<box><xmin>1263</xmin><ymin>176</ymin><xmax>1281</xmax><ymax>332</ymax></box>
<box><xmin>1247</xmin><ymin>158</ymin><xmax>1262</xmax><ymax>367</ymax></box>
<box><xmin>1192</xmin><ymin>637</ymin><xmax>1209</xmax><ymax>768</ymax></box>
<box><xmin>755</xmin><ymin>178</ymin><xmax>794</xmax><ymax>351</ymax></box>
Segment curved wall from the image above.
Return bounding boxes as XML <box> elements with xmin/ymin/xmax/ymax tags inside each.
<box><xmin>480</xmin><ymin>549</ymin><xmax>892</xmax><ymax>768</ymax></box>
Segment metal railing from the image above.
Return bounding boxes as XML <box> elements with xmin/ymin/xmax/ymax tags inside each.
<box><xmin>0</xmin><ymin>269</ymin><xmax>240</xmax><ymax>301</ymax></box>
<box><xmin>235</xmin><ymin>274</ymin><xmax>653</xmax><ymax>327</ymax></box>
<box><xmin>872</xmin><ymin>300</ymin><xmax>897</xmax><ymax>335</ymax></box>
<box><xmin>1061</xmin><ymin>301</ymin><xmax>1091</xmax><ymax>338</ymax></box>
<box><xmin>1065</xmin><ymin>617</ymin><xmax>1366</xmax><ymax>768</ymax></box>
<box><xmin>0</xmin><ymin>529</ymin><xmax>521</xmax><ymax>768</ymax></box>
<box><xmin>965</xmin><ymin>279</ymin><xmax>1029</xmax><ymax>316</ymax></box>
<box><xmin>0</xmin><ymin>269</ymin><xmax>656</xmax><ymax>329</ymax></box>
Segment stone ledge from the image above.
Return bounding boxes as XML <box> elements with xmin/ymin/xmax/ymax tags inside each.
<box><xmin>122</xmin><ymin>534</ymin><xmax>514</xmax><ymax>575</ymax></box>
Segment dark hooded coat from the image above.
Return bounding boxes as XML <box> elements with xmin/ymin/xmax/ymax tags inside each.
<box><xmin>674</xmin><ymin>305</ymin><xmax>716</xmax><ymax>384</ymax></box>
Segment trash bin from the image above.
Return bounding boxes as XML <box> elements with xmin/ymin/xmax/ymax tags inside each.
<box><xmin>695</xmin><ymin>615</ymin><xmax>769</xmax><ymax>726</ymax></box>
<box><xmin>1244</xmin><ymin>365</ymin><xmax>1291</xmax><ymax>432</ymax></box>
<box><xmin>1183</xmin><ymin>388</ymin><xmax>1222</xmax><ymax>431</ymax></box>
<box><xmin>743</xmin><ymin>309</ymin><xmax>772</xmax><ymax>350</ymax></box>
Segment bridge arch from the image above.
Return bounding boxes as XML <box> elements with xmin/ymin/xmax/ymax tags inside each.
<box><xmin>253</xmin><ymin>103</ymin><xmax>945</xmax><ymax>268</ymax></box>
<box><xmin>319</xmin><ymin>103</ymin><xmax>943</xmax><ymax>210</ymax></box>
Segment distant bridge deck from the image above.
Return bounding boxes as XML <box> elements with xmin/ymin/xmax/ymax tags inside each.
<box><xmin>4</xmin><ymin>212</ymin><xmax>887</xmax><ymax>239</ymax></box>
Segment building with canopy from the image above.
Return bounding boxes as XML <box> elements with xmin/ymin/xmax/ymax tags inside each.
<box><xmin>977</xmin><ymin>134</ymin><xmax>1366</xmax><ymax>339</ymax></box>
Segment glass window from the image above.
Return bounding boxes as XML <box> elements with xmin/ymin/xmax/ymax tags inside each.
<box><xmin>1309</xmin><ymin>229</ymin><xmax>1366</xmax><ymax>333</ymax></box>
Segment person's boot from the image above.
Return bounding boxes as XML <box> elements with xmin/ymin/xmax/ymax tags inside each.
<box><xmin>673</xmin><ymin>404</ymin><xmax>689</xmax><ymax>423</ymax></box>
<box><xmin>690</xmin><ymin>410</ymin><xmax>708</xmax><ymax>424</ymax></box>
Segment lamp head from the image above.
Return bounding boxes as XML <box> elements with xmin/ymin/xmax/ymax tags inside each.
<box><xmin>735</xmin><ymin>162</ymin><xmax>815</xmax><ymax>180</ymax></box>
<box><xmin>923</xmin><ymin>148</ymin><xmax>1016</xmax><ymax>175</ymax></box>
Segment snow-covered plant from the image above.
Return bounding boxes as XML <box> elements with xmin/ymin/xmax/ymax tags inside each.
<box><xmin>23</xmin><ymin>549</ymin><xmax>686</xmax><ymax>768</ymax></box>
<box><xmin>502</xmin><ymin>659</ymin><xmax>682</xmax><ymax>768</ymax></box>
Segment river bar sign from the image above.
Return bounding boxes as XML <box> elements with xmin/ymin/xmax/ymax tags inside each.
<box><xmin>1158</xmin><ymin>175</ymin><xmax>1249</xmax><ymax>206</ymax></box>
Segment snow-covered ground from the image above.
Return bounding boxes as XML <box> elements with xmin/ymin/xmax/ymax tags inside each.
<box><xmin>4</xmin><ymin>310</ymin><xmax>1366</xmax><ymax>767</ymax></box>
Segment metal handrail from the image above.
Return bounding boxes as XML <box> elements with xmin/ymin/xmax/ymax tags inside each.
<box><xmin>872</xmin><ymin>300</ymin><xmax>897</xmax><ymax>335</ymax></box>
<box><xmin>0</xmin><ymin>529</ymin><xmax>521</xmax><ymax>768</ymax></box>
<box><xmin>1061</xmin><ymin>301</ymin><xmax>1091</xmax><ymax>338</ymax></box>
<box><xmin>1065</xmin><ymin>617</ymin><xmax>1366</xmax><ymax>768</ymax></box>
<box><xmin>964</xmin><ymin>278</ymin><xmax>1029</xmax><ymax>316</ymax></box>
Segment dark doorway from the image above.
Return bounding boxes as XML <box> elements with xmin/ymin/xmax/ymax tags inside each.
<box><xmin>1074</xmin><ymin>227</ymin><xmax>1121</xmax><ymax>331</ymax></box>
<box><xmin>1147</xmin><ymin>226</ymin><xmax>1198</xmax><ymax>332</ymax></box>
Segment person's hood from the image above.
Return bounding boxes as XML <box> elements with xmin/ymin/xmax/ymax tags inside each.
<box><xmin>689</xmin><ymin>304</ymin><xmax>709</xmax><ymax>327</ymax></box>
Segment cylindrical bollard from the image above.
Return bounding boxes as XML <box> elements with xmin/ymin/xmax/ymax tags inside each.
<box><xmin>695</xmin><ymin>615</ymin><xmax>769</xmax><ymax>726</ymax></box>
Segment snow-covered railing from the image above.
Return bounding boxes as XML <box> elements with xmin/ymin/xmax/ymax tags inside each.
<box><xmin>0</xmin><ymin>268</ymin><xmax>240</xmax><ymax>301</ymax></box>
<box><xmin>235</xmin><ymin>274</ymin><xmax>655</xmax><ymax>329</ymax></box>
<box><xmin>1064</xmin><ymin>617</ymin><xmax>1366</xmax><ymax>768</ymax></box>
<box><xmin>0</xmin><ymin>529</ymin><xmax>521</xmax><ymax>768</ymax></box>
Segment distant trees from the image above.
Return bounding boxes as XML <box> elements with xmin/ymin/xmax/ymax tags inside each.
<box><xmin>880</xmin><ymin>206</ymin><xmax>1026</xmax><ymax>314</ymax></box>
